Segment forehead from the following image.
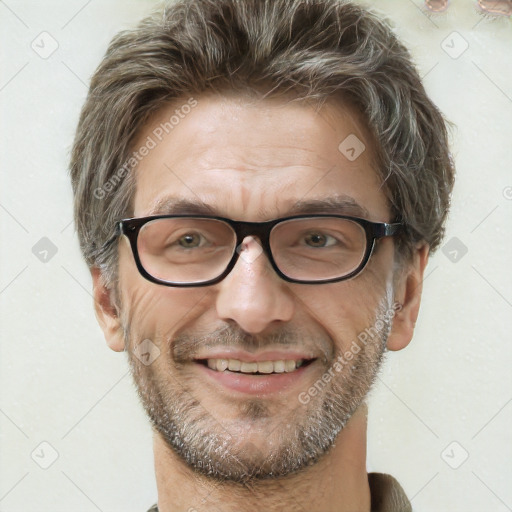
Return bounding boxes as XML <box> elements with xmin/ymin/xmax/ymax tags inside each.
<box><xmin>131</xmin><ymin>92</ymin><xmax>390</xmax><ymax>221</ymax></box>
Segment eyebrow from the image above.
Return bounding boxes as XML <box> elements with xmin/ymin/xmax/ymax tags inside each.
<box><xmin>147</xmin><ymin>195</ymin><xmax>370</xmax><ymax>219</ymax></box>
<box><xmin>148</xmin><ymin>198</ymin><xmax>217</xmax><ymax>216</ymax></box>
<box><xmin>287</xmin><ymin>197</ymin><xmax>370</xmax><ymax>218</ymax></box>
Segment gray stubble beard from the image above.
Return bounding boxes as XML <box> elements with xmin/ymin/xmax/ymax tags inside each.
<box><xmin>124</xmin><ymin>298</ymin><xmax>392</xmax><ymax>483</ymax></box>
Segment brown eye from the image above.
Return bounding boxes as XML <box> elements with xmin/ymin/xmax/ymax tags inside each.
<box><xmin>178</xmin><ymin>233</ymin><xmax>202</xmax><ymax>248</ymax></box>
<box><xmin>303</xmin><ymin>232</ymin><xmax>336</xmax><ymax>248</ymax></box>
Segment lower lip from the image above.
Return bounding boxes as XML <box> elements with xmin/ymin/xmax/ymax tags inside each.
<box><xmin>195</xmin><ymin>361</ymin><xmax>315</xmax><ymax>396</ymax></box>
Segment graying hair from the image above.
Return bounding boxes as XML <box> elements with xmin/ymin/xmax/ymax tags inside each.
<box><xmin>69</xmin><ymin>0</ymin><xmax>455</xmax><ymax>292</ymax></box>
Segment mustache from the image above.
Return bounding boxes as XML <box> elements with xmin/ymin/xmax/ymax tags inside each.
<box><xmin>171</xmin><ymin>324</ymin><xmax>333</xmax><ymax>364</ymax></box>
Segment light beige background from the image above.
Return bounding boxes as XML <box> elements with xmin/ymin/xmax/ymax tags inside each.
<box><xmin>1</xmin><ymin>1</ymin><xmax>511</xmax><ymax>511</ymax></box>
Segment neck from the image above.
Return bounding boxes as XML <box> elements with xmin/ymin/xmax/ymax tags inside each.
<box><xmin>153</xmin><ymin>404</ymin><xmax>371</xmax><ymax>512</ymax></box>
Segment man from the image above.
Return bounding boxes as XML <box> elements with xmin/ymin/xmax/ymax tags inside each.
<box><xmin>69</xmin><ymin>0</ymin><xmax>455</xmax><ymax>510</ymax></box>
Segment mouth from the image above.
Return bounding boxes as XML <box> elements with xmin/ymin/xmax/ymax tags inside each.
<box><xmin>197</xmin><ymin>358</ymin><xmax>315</xmax><ymax>375</ymax></box>
<box><xmin>193</xmin><ymin>356</ymin><xmax>318</xmax><ymax>395</ymax></box>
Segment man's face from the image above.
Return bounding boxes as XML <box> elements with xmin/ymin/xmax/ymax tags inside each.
<box><xmin>116</xmin><ymin>93</ymin><xmax>399</xmax><ymax>481</ymax></box>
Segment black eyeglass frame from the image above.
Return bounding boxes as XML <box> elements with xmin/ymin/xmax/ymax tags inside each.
<box><xmin>103</xmin><ymin>214</ymin><xmax>402</xmax><ymax>287</ymax></box>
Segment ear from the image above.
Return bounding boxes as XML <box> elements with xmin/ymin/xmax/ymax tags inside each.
<box><xmin>90</xmin><ymin>267</ymin><xmax>125</xmax><ymax>352</ymax></box>
<box><xmin>386</xmin><ymin>244</ymin><xmax>429</xmax><ymax>351</ymax></box>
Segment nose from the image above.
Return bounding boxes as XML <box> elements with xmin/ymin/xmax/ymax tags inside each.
<box><xmin>215</xmin><ymin>236</ymin><xmax>295</xmax><ymax>334</ymax></box>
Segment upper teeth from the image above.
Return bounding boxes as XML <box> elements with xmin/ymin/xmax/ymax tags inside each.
<box><xmin>207</xmin><ymin>358</ymin><xmax>304</xmax><ymax>373</ymax></box>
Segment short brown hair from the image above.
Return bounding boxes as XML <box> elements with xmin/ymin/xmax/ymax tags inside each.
<box><xmin>70</xmin><ymin>0</ymin><xmax>455</xmax><ymax>290</ymax></box>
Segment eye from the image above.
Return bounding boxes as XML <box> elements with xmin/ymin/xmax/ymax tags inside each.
<box><xmin>303</xmin><ymin>232</ymin><xmax>338</xmax><ymax>248</ymax></box>
<box><xmin>176</xmin><ymin>233</ymin><xmax>203</xmax><ymax>248</ymax></box>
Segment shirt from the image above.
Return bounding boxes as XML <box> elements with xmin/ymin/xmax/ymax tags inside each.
<box><xmin>146</xmin><ymin>472</ymin><xmax>412</xmax><ymax>511</ymax></box>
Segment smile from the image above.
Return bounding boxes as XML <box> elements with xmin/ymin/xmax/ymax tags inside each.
<box><xmin>201</xmin><ymin>358</ymin><xmax>313</xmax><ymax>374</ymax></box>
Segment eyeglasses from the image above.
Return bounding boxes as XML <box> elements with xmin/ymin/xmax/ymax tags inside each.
<box><xmin>104</xmin><ymin>214</ymin><xmax>402</xmax><ymax>287</ymax></box>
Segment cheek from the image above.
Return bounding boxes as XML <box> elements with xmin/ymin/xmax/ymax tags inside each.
<box><xmin>294</xmin><ymin>259</ymin><xmax>393</xmax><ymax>352</ymax></box>
<box><xmin>118</xmin><ymin>244</ymin><xmax>211</xmax><ymax>340</ymax></box>
<box><xmin>124</xmin><ymin>286</ymin><xmax>211</xmax><ymax>340</ymax></box>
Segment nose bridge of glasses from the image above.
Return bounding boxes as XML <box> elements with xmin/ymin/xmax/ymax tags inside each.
<box><xmin>231</xmin><ymin>219</ymin><xmax>275</xmax><ymax>252</ymax></box>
